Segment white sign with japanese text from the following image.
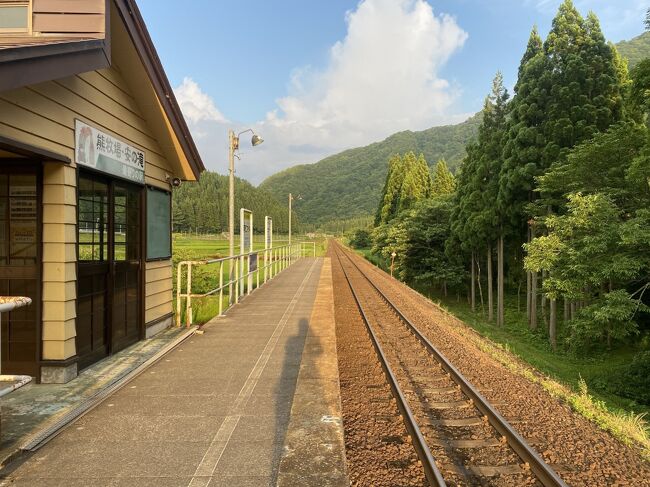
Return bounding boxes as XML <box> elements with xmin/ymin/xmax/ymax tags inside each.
<box><xmin>75</xmin><ymin>120</ymin><xmax>145</xmax><ymax>184</ymax></box>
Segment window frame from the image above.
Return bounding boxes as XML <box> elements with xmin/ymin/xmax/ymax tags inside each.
<box><xmin>0</xmin><ymin>1</ymin><xmax>32</xmax><ymax>35</ymax></box>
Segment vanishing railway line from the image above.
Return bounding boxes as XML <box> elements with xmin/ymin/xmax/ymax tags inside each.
<box><xmin>331</xmin><ymin>241</ymin><xmax>568</xmax><ymax>487</ymax></box>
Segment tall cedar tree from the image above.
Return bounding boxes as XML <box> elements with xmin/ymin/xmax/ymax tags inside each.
<box><xmin>450</xmin><ymin>73</ymin><xmax>509</xmax><ymax>316</ymax></box>
<box><xmin>450</xmin><ymin>142</ymin><xmax>482</xmax><ymax>310</ymax></box>
<box><xmin>376</xmin><ymin>152</ymin><xmax>433</xmax><ymax>225</ymax></box>
<box><xmin>398</xmin><ymin>152</ymin><xmax>433</xmax><ymax>213</ymax></box>
<box><xmin>498</xmin><ymin>27</ymin><xmax>546</xmax><ymax>232</ymax></box>
<box><xmin>496</xmin><ymin>26</ymin><xmax>545</xmax><ymax>327</ymax></box>
<box><xmin>474</xmin><ymin>73</ymin><xmax>509</xmax><ymax>322</ymax></box>
<box><xmin>376</xmin><ymin>154</ymin><xmax>406</xmax><ymax>225</ymax></box>
<box><xmin>431</xmin><ymin>159</ymin><xmax>456</xmax><ymax>196</ymax></box>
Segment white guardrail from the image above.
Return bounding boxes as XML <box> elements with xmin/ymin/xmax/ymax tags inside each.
<box><xmin>176</xmin><ymin>241</ymin><xmax>317</xmax><ymax>327</ymax></box>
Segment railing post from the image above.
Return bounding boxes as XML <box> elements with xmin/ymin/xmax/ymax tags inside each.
<box><xmin>176</xmin><ymin>262</ymin><xmax>182</xmax><ymax>327</ymax></box>
<box><xmin>247</xmin><ymin>254</ymin><xmax>252</xmax><ymax>296</ymax></box>
<box><xmin>218</xmin><ymin>260</ymin><xmax>224</xmax><ymax>316</ymax></box>
<box><xmin>235</xmin><ymin>256</ymin><xmax>240</xmax><ymax>303</ymax></box>
<box><xmin>185</xmin><ymin>262</ymin><xmax>192</xmax><ymax>327</ymax></box>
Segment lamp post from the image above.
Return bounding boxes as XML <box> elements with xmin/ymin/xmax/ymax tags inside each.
<box><xmin>228</xmin><ymin>128</ymin><xmax>263</xmax><ymax>303</ymax></box>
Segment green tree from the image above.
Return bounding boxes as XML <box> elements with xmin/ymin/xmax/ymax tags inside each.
<box><xmin>497</xmin><ymin>26</ymin><xmax>547</xmax><ymax>328</ymax></box>
<box><xmin>400</xmin><ymin>197</ymin><xmax>465</xmax><ymax>294</ymax></box>
<box><xmin>431</xmin><ymin>159</ymin><xmax>456</xmax><ymax>196</ymax></box>
<box><xmin>397</xmin><ymin>152</ymin><xmax>432</xmax><ymax>213</ymax></box>
<box><xmin>376</xmin><ymin>152</ymin><xmax>433</xmax><ymax>225</ymax></box>
<box><xmin>474</xmin><ymin>72</ymin><xmax>509</xmax><ymax>323</ymax></box>
<box><xmin>526</xmin><ymin>121</ymin><xmax>650</xmax><ymax>349</ymax></box>
<box><xmin>376</xmin><ymin>154</ymin><xmax>406</xmax><ymax>225</ymax></box>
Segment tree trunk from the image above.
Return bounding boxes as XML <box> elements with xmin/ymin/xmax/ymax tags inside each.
<box><xmin>526</xmin><ymin>270</ymin><xmax>531</xmax><ymax>320</ymax></box>
<box><xmin>471</xmin><ymin>253</ymin><xmax>476</xmax><ymax>312</ymax></box>
<box><xmin>487</xmin><ymin>244</ymin><xmax>493</xmax><ymax>322</ymax></box>
<box><xmin>549</xmin><ymin>298</ymin><xmax>557</xmax><ymax>350</ymax></box>
<box><xmin>530</xmin><ymin>270</ymin><xmax>538</xmax><ymax>330</ymax></box>
<box><xmin>517</xmin><ymin>281</ymin><xmax>522</xmax><ymax>314</ymax></box>
<box><xmin>541</xmin><ymin>270</ymin><xmax>548</xmax><ymax>330</ymax></box>
<box><xmin>564</xmin><ymin>298</ymin><xmax>569</xmax><ymax>322</ymax></box>
<box><xmin>443</xmin><ymin>281</ymin><xmax>448</xmax><ymax>297</ymax></box>
<box><xmin>498</xmin><ymin>235</ymin><xmax>505</xmax><ymax>327</ymax></box>
<box><xmin>570</xmin><ymin>301</ymin><xmax>576</xmax><ymax>320</ymax></box>
<box><xmin>477</xmin><ymin>260</ymin><xmax>485</xmax><ymax>314</ymax></box>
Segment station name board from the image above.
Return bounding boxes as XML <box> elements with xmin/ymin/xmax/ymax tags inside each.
<box><xmin>75</xmin><ymin>120</ymin><xmax>145</xmax><ymax>184</ymax></box>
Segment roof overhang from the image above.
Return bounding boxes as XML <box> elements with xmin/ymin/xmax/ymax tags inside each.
<box><xmin>0</xmin><ymin>135</ymin><xmax>71</xmax><ymax>163</ymax></box>
<box><xmin>0</xmin><ymin>0</ymin><xmax>204</xmax><ymax>179</ymax></box>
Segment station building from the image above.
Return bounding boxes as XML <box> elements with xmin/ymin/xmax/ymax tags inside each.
<box><xmin>0</xmin><ymin>0</ymin><xmax>204</xmax><ymax>383</ymax></box>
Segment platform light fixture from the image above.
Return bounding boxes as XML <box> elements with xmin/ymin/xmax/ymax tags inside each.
<box><xmin>228</xmin><ymin>128</ymin><xmax>264</xmax><ymax>303</ymax></box>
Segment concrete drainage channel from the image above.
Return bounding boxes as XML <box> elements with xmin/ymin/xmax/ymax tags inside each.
<box><xmin>3</xmin><ymin>326</ymin><xmax>198</xmax><ymax>466</ymax></box>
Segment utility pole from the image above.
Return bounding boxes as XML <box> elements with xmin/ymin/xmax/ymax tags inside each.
<box><xmin>228</xmin><ymin>129</ymin><xmax>236</xmax><ymax>303</ymax></box>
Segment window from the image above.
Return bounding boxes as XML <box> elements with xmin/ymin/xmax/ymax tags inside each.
<box><xmin>0</xmin><ymin>2</ymin><xmax>30</xmax><ymax>34</ymax></box>
<box><xmin>146</xmin><ymin>187</ymin><xmax>171</xmax><ymax>260</ymax></box>
<box><xmin>78</xmin><ymin>175</ymin><xmax>108</xmax><ymax>262</ymax></box>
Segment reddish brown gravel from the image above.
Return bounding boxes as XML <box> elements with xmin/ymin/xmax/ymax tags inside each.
<box><xmin>333</xmin><ymin>244</ymin><xmax>541</xmax><ymax>486</ymax></box>
<box><xmin>338</xmin><ymin>242</ymin><xmax>650</xmax><ymax>487</ymax></box>
<box><xmin>331</xmin><ymin>246</ymin><xmax>428</xmax><ymax>487</ymax></box>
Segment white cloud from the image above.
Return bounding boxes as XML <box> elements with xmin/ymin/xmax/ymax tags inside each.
<box><xmin>264</xmin><ymin>0</ymin><xmax>468</xmax><ymax>151</ymax></box>
<box><xmin>176</xmin><ymin>0</ymin><xmax>470</xmax><ymax>184</ymax></box>
<box><xmin>174</xmin><ymin>77</ymin><xmax>228</xmax><ymax>126</ymax></box>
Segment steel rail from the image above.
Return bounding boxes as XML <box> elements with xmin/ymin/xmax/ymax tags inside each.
<box><xmin>333</xmin><ymin>247</ymin><xmax>447</xmax><ymax>487</ymax></box>
<box><xmin>334</xmin><ymin>241</ymin><xmax>568</xmax><ymax>487</ymax></box>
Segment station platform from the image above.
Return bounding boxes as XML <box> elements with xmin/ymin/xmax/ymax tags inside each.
<box><xmin>0</xmin><ymin>257</ymin><xmax>348</xmax><ymax>487</ymax></box>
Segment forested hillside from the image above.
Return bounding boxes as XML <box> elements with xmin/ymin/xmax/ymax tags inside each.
<box><xmin>616</xmin><ymin>31</ymin><xmax>650</xmax><ymax>69</ymax></box>
<box><xmin>259</xmin><ymin>114</ymin><xmax>481</xmax><ymax>224</ymax></box>
<box><xmin>172</xmin><ymin>171</ymin><xmax>295</xmax><ymax>234</ymax></box>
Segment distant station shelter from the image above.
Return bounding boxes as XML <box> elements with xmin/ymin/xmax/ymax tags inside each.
<box><xmin>0</xmin><ymin>0</ymin><xmax>204</xmax><ymax>383</ymax></box>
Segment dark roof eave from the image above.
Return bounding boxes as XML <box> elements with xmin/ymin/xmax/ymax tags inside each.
<box><xmin>0</xmin><ymin>134</ymin><xmax>71</xmax><ymax>162</ymax></box>
<box><xmin>115</xmin><ymin>0</ymin><xmax>205</xmax><ymax>179</ymax></box>
<box><xmin>0</xmin><ymin>39</ymin><xmax>110</xmax><ymax>93</ymax></box>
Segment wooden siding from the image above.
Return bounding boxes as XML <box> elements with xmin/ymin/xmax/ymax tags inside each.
<box><xmin>33</xmin><ymin>13</ymin><xmax>104</xmax><ymax>34</ymax></box>
<box><xmin>33</xmin><ymin>0</ymin><xmax>105</xmax><ymax>37</ymax></box>
<box><xmin>33</xmin><ymin>0</ymin><xmax>104</xmax><ymax>14</ymax></box>
<box><xmin>145</xmin><ymin>259</ymin><xmax>172</xmax><ymax>323</ymax></box>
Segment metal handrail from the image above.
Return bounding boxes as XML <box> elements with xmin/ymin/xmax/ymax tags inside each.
<box><xmin>175</xmin><ymin>242</ymin><xmax>314</xmax><ymax>327</ymax></box>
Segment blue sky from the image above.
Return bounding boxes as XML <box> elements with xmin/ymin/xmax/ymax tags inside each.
<box><xmin>137</xmin><ymin>0</ymin><xmax>647</xmax><ymax>183</ymax></box>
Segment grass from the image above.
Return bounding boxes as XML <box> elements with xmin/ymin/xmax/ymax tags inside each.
<box><xmin>172</xmin><ymin>233</ymin><xmax>326</xmax><ymax>325</ymax></box>
<box><xmin>352</xmin><ymin>245</ymin><xmax>650</xmax><ymax>459</ymax></box>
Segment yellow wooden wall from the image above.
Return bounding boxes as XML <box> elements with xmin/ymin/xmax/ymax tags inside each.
<box><xmin>0</xmin><ymin>65</ymin><xmax>176</xmax><ymax>358</ymax></box>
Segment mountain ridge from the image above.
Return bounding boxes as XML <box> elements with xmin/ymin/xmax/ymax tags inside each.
<box><xmin>259</xmin><ymin>113</ymin><xmax>482</xmax><ymax>224</ymax></box>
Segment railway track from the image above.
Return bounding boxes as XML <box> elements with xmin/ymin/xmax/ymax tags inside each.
<box><xmin>332</xmin><ymin>241</ymin><xmax>568</xmax><ymax>487</ymax></box>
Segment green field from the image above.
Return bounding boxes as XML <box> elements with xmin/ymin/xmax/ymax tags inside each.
<box><xmin>172</xmin><ymin>234</ymin><xmax>326</xmax><ymax>325</ymax></box>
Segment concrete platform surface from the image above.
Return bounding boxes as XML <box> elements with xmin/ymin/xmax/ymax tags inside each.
<box><xmin>0</xmin><ymin>326</ymin><xmax>192</xmax><ymax>467</ymax></box>
<box><xmin>0</xmin><ymin>257</ymin><xmax>348</xmax><ymax>487</ymax></box>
